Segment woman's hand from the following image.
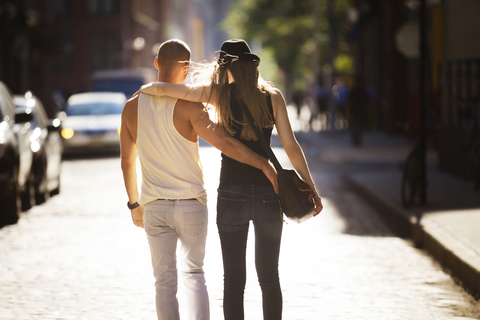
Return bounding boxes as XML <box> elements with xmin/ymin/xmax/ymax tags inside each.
<box><xmin>313</xmin><ymin>191</ymin><xmax>323</xmax><ymax>216</ymax></box>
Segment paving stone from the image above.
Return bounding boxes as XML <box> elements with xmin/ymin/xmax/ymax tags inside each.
<box><xmin>0</xmin><ymin>147</ymin><xmax>479</xmax><ymax>319</ymax></box>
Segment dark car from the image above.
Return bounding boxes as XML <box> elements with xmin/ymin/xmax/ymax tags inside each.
<box><xmin>14</xmin><ymin>92</ymin><xmax>62</xmax><ymax>206</ymax></box>
<box><xmin>0</xmin><ymin>82</ymin><xmax>33</xmax><ymax>225</ymax></box>
<box><xmin>90</xmin><ymin>69</ymin><xmax>156</xmax><ymax>98</ymax></box>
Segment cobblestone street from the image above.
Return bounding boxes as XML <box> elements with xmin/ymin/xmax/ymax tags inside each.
<box><xmin>1</xmin><ymin>145</ymin><xmax>479</xmax><ymax>319</ymax></box>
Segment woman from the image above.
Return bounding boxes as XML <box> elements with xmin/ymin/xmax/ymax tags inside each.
<box><xmin>139</xmin><ymin>39</ymin><xmax>323</xmax><ymax>320</ymax></box>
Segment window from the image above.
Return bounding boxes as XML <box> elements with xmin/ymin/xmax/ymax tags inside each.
<box><xmin>87</xmin><ymin>0</ymin><xmax>116</xmax><ymax>15</ymax></box>
<box><xmin>91</xmin><ymin>34</ymin><xmax>119</xmax><ymax>70</ymax></box>
<box><xmin>54</xmin><ymin>0</ymin><xmax>68</xmax><ymax>14</ymax></box>
<box><xmin>55</xmin><ymin>52</ymin><xmax>71</xmax><ymax>74</ymax></box>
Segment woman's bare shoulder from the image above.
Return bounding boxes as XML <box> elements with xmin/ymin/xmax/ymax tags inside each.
<box><xmin>269</xmin><ymin>88</ymin><xmax>286</xmax><ymax>106</ymax></box>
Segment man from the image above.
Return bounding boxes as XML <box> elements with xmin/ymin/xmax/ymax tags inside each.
<box><xmin>120</xmin><ymin>39</ymin><xmax>277</xmax><ymax>320</ymax></box>
<box><xmin>347</xmin><ymin>75</ymin><xmax>370</xmax><ymax>146</ymax></box>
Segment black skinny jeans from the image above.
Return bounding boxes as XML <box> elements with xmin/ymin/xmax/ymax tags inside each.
<box><xmin>216</xmin><ymin>185</ymin><xmax>283</xmax><ymax>320</ymax></box>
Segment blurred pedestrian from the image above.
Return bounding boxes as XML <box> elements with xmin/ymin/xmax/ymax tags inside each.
<box><xmin>332</xmin><ymin>77</ymin><xmax>349</xmax><ymax>124</ymax></box>
<box><xmin>120</xmin><ymin>39</ymin><xmax>277</xmax><ymax>320</ymax></box>
<box><xmin>138</xmin><ymin>39</ymin><xmax>323</xmax><ymax>320</ymax></box>
<box><xmin>292</xmin><ymin>89</ymin><xmax>305</xmax><ymax>116</ymax></box>
<box><xmin>314</xmin><ymin>75</ymin><xmax>329</xmax><ymax>114</ymax></box>
<box><xmin>347</xmin><ymin>75</ymin><xmax>370</xmax><ymax>146</ymax></box>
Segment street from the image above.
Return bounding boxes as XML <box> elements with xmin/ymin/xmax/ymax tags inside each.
<box><xmin>1</xmin><ymin>135</ymin><xmax>480</xmax><ymax>320</ymax></box>
<box><xmin>2</xmin><ymin>0</ymin><xmax>480</xmax><ymax>318</ymax></box>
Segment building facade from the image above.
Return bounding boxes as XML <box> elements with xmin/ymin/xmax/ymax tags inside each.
<box><xmin>350</xmin><ymin>0</ymin><xmax>479</xmax><ymax>180</ymax></box>
<box><xmin>437</xmin><ymin>0</ymin><xmax>480</xmax><ymax>179</ymax></box>
<box><xmin>0</xmin><ymin>0</ymin><xmax>166</xmax><ymax>116</ymax></box>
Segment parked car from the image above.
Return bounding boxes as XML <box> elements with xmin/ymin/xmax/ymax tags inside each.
<box><xmin>0</xmin><ymin>82</ymin><xmax>33</xmax><ymax>225</ymax></box>
<box><xmin>14</xmin><ymin>92</ymin><xmax>62</xmax><ymax>206</ymax></box>
<box><xmin>61</xmin><ymin>92</ymin><xmax>126</xmax><ymax>154</ymax></box>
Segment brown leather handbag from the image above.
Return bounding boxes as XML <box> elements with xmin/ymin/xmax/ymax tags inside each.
<box><xmin>232</xmin><ymin>89</ymin><xmax>315</xmax><ymax>223</ymax></box>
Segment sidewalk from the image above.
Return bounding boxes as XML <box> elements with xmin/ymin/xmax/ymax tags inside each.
<box><xmin>293</xmin><ymin>130</ymin><xmax>480</xmax><ymax>299</ymax></box>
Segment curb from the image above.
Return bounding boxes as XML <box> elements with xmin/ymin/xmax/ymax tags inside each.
<box><xmin>347</xmin><ymin>176</ymin><xmax>480</xmax><ymax>299</ymax></box>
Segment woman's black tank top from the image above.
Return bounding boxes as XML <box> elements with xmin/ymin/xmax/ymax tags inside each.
<box><xmin>219</xmin><ymin>83</ymin><xmax>274</xmax><ymax>189</ymax></box>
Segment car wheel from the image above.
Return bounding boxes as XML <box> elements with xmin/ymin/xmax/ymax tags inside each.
<box><xmin>20</xmin><ymin>169</ymin><xmax>36</xmax><ymax>211</ymax></box>
<box><xmin>34</xmin><ymin>179</ymin><xmax>49</xmax><ymax>205</ymax></box>
<box><xmin>34</xmin><ymin>158</ymin><xmax>49</xmax><ymax>205</ymax></box>
<box><xmin>50</xmin><ymin>175</ymin><xmax>61</xmax><ymax>196</ymax></box>
<box><xmin>1</xmin><ymin>166</ymin><xmax>21</xmax><ymax>226</ymax></box>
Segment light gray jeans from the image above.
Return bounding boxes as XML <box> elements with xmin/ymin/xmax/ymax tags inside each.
<box><xmin>144</xmin><ymin>199</ymin><xmax>209</xmax><ymax>320</ymax></box>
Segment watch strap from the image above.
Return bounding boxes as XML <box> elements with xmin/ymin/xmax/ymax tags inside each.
<box><xmin>127</xmin><ymin>201</ymin><xmax>140</xmax><ymax>210</ymax></box>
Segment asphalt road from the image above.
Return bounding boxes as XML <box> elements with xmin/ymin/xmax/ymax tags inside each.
<box><xmin>0</xmin><ymin>142</ymin><xmax>479</xmax><ymax>319</ymax></box>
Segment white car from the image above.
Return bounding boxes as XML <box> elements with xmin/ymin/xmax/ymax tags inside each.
<box><xmin>61</xmin><ymin>92</ymin><xmax>126</xmax><ymax>154</ymax></box>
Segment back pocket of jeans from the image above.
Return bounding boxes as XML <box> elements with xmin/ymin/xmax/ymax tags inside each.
<box><xmin>263</xmin><ymin>199</ymin><xmax>282</xmax><ymax>224</ymax></box>
<box><xmin>183</xmin><ymin>210</ymin><xmax>207</xmax><ymax>237</ymax></box>
<box><xmin>217</xmin><ymin>197</ymin><xmax>246</xmax><ymax>226</ymax></box>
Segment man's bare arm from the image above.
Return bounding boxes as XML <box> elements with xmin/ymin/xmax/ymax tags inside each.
<box><xmin>188</xmin><ymin>102</ymin><xmax>278</xmax><ymax>193</ymax></box>
<box><xmin>120</xmin><ymin>97</ymin><xmax>144</xmax><ymax>228</ymax></box>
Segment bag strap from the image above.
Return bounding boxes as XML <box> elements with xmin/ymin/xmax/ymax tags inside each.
<box><xmin>230</xmin><ymin>85</ymin><xmax>283</xmax><ymax>172</ymax></box>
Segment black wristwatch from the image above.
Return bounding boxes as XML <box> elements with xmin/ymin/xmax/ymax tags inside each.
<box><xmin>127</xmin><ymin>201</ymin><xmax>140</xmax><ymax>210</ymax></box>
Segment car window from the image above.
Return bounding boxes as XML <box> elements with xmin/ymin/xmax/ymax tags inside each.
<box><xmin>35</xmin><ymin>100</ymin><xmax>49</xmax><ymax>128</ymax></box>
<box><xmin>16</xmin><ymin>105</ymin><xmax>40</xmax><ymax>128</ymax></box>
<box><xmin>0</xmin><ymin>85</ymin><xmax>15</xmax><ymax>118</ymax></box>
<box><xmin>16</xmin><ymin>105</ymin><xmax>36</xmax><ymax>122</ymax></box>
<box><xmin>66</xmin><ymin>102</ymin><xmax>123</xmax><ymax>116</ymax></box>
<box><xmin>15</xmin><ymin>98</ymin><xmax>50</xmax><ymax>128</ymax></box>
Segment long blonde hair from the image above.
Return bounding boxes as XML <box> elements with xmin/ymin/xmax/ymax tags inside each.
<box><xmin>205</xmin><ymin>59</ymin><xmax>276</xmax><ymax>140</ymax></box>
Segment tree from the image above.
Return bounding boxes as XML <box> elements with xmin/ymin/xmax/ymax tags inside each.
<box><xmin>223</xmin><ymin>0</ymin><xmax>350</xmax><ymax>98</ymax></box>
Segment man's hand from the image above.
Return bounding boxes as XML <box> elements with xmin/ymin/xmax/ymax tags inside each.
<box><xmin>262</xmin><ymin>161</ymin><xmax>278</xmax><ymax>194</ymax></box>
<box><xmin>131</xmin><ymin>206</ymin><xmax>144</xmax><ymax>228</ymax></box>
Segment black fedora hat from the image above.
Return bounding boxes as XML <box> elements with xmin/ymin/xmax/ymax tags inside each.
<box><xmin>218</xmin><ymin>39</ymin><xmax>260</xmax><ymax>65</ymax></box>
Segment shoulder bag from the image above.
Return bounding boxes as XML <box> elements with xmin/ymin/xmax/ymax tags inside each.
<box><xmin>231</xmin><ymin>88</ymin><xmax>315</xmax><ymax>223</ymax></box>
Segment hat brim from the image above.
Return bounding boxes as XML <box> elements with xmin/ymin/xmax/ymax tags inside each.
<box><xmin>218</xmin><ymin>51</ymin><xmax>260</xmax><ymax>65</ymax></box>
<box><xmin>240</xmin><ymin>52</ymin><xmax>260</xmax><ymax>62</ymax></box>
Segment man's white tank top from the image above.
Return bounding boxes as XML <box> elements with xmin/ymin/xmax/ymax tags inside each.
<box><xmin>136</xmin><ymin>93</ymin><xmax>206</xmax><ymax>206</ymax></box>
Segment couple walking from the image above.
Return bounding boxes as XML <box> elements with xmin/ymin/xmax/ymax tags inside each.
<box><xmin>120</xmin><ymin>39</ymin><xmax>323</xmax><ymax>320</ymax></box>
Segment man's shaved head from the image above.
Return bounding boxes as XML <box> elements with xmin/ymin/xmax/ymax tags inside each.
<box><xmin>157</xmin><ymin>39</ymin><xmax>191</xmax><ymax>66</ymax></box>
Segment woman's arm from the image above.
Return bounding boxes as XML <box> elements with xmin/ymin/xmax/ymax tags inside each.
<box><xmin>272</xmin><ymin>89</ymin><xmax>323</xmax><ymax>215</ymax></box>
<box><xmin>138</xmin><ymin>82</ymin><xmax>215</xmax><ymax>104</ymax></box>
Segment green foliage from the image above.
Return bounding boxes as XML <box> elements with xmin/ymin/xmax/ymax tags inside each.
<box><xmin>223</xmin><ymin>0</ymin><xmax>351</xmax><ymax>91</ymax></box>
<box><xmin>257</xmin><ymin>46</ymin><xmax>282</xmax><ymax>87</ymax></box>
<box><xmin>334</xmin><ymin>53</ymin><xmax>353</xmax><ymax>74</ymax></box>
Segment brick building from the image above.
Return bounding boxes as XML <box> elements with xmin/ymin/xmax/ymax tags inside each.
<box><xmin>0</xmin><ymin>0</ymin><xmax>166</xmax><ymax>116</ymax></box>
